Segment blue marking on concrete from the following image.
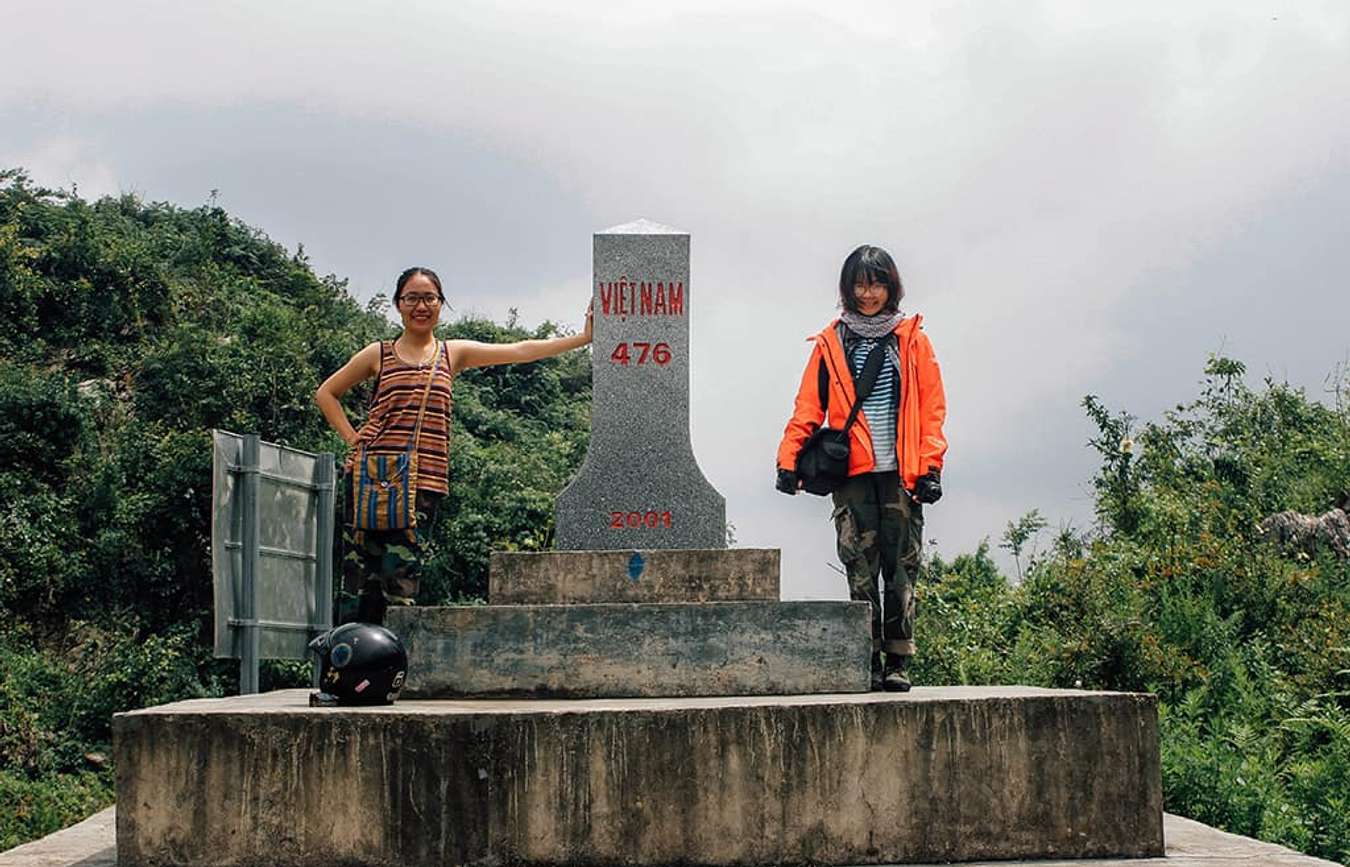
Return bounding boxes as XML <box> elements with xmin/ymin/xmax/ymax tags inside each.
<box><xmin>627</xmin><ymin>552</ymin><xmax>645</xmax><ymax>582</ymax></box>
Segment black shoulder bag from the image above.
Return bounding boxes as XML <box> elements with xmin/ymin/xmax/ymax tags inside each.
<box><xmin>794</xmin><ymin>341</ymin><xmax>885</xmax><ymax>496</ymax></box>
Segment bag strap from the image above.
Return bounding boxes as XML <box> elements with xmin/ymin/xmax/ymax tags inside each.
<box><xmin>839</xmin><ymin>342</ymin><xmax>885</xmax><ymax>435</ymax></box>
<box><xmin>817</xmin><ymin>358</ymin><xmax>829</xmax><ymax>413</ymax></box>
<box><xmin>408</xmin><ymin>341</ymin><xmax>441</xmax><ymax>453</ymax></box>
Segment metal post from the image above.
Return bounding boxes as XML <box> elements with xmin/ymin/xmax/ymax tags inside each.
<box><xmin>239</xmin><ymin>434</ymin><xmax>262</xmax><ymax>694</ymax></box>
<box><xmin>312</xmin><ymin>453</ymin><xmax>336</xmax><ymax>689</ymax></box>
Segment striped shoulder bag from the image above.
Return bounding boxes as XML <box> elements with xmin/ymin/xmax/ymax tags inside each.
<box><xmin>349</xmin><ymin>342</ymin><xmax>441</xmax><ymax>538</ymax></box>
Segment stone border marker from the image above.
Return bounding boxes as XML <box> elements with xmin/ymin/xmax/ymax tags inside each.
<box><xmin>555</xmin><ymin>219</ymin><xmax>725</xmax><ymax>549</ymax></box>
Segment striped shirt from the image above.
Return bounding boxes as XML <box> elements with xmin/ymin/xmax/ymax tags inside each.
<box><xmin>347</xmin><ymin>340</ymin><xmax>454</xmax><ymax>495</ymax></box>
<box><xmin>848</xmin><ymin>336</ymin><xmax>899</xmax><ymax>472</ymax></box>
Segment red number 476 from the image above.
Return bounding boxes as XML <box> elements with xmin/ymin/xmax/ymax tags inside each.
<box><xmin>611</xmin><ymin>342</ymin><xmax>672</xmax><ymax>366</ymax></box>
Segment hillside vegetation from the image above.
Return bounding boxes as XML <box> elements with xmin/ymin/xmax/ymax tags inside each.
<box><xmin>1</xmin><ymin>170</ymin><xmax>1347</xmax><ymax>863</ymax></box>
<box><xmin>915</xmin><ymin>357</ymin><xmax>1350</xmax><ymax>863</ymax></box>
<box><xmin>0</xmin><ymin>170</ymin><xmax>590</xmax><ymax>848</ymax></box>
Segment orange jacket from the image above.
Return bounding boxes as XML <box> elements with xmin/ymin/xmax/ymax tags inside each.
<box><xmin>776</xmin><ymin>315</ymin><xmax>947</xmax><ymax>491</ymax></box>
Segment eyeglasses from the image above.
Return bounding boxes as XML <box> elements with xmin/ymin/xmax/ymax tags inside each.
<box><xmin>399</xmin><ymin>294</ymin><xmax>442</xmax><ymax>308</ymax></box>
<box><xmin>853</xmin><ymin>282</ymin><xmax>889</xmax><ymax>297</ymax></box>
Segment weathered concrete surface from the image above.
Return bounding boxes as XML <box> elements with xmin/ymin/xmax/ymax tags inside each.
<box><xmin>1148</xmin><ymin>814</ymin><xmax>1342</xmax><ymax>866</ymax></box>
<box><xmin>8</xmin><ymin>809</ymin><xmax>1342</xmax><ymax>867</ymax></box>
<box><xmin>114</xmin><ymin>686</ymin><xmax>1164</xmax><ymax>866</ymax></box>
<box><xmin>388</xmin><ymin>601</ymin><xmax>869</xmax><ymax>698</ymax></box>
<box><xmin>489</xmin><ymin>548</ymin><xmax>780</xmax><ymax>604</ymax></box>
<box><xmin>0</xmin><ymin>806</ymin><xmax>115</xmax><ymax>866</ymax></box>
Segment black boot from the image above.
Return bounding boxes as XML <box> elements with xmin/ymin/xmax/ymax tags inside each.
<box><xmin>870</xmin><ymin>653</ymin><xmax>884</xmax><ymax>691</ymax></box>
<box><xmin>882</xmin><ymin>653</ymin><xmax>912</xmax><ymax>692</ymax></box>
<box><xmin>355</xmin><ymin>584</ymin><xmax>388</xmax><ymax>626</ymax></box>
<box><xmin>335</xmin><ymin>592</ymin><xmax>361</xmax><ymax>626</ymax></box>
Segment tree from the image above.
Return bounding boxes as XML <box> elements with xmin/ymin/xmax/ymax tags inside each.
<box><xmin>1000</xmin><ymin>509</ymin><xmax>1047</xmax><ymax>580</ymax></box>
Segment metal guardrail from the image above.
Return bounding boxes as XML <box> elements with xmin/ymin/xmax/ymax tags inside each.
<box><xmin>211</xmin><ymin>431</ymin><xmax>335</xmax><ymax>694</ymax></box>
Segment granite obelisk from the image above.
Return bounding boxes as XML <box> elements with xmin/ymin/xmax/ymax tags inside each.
<box><xmin>555</xmin><ymin>219</ymin><xmax>725</xmax><ymax>549</ymax></box>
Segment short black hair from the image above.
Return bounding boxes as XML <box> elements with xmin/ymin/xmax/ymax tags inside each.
<box><xmin>838</xmin><ymin>245</ymin><xmax>903</xmax><ymax>314</ymax></box>
<box><xmin>393</xmin><ymin>267</ymin><xmax>444</xmax><ymax>304</ymax></box>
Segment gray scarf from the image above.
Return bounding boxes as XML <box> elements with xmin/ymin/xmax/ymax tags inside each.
<box><xmin>840</xmin><ymin>308</ymin><xmax>904</xmax><ymax>338</ymax></box>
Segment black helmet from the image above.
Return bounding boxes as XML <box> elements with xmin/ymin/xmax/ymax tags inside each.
<box><xmin>308</xmin><ymin>623</ymin><xmax>408</xmax><ymax>705</ymax></box>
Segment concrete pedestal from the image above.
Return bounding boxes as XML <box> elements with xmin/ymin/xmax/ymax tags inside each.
<box><xmin>114</xmin><ymin>686</ymin><xmax>1164</xmax><ymax>867</ymax></box>
<box><xmin>388</xmin><ymin>601</ymin><xmax>870</xmax><ymax>698</ymax></box>
<box><xmin>488</xmin><ymin>548</ymin><xmax>780</xmax><ymax>604</ymax></box>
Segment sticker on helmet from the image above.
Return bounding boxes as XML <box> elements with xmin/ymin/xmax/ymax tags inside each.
<box><xmin>324</xmin><ymin>669</ymin><xmax>340</xmax><ymax>685</ymax></box>
<box><xmin>354</xmin><ymin>679</ymin><xmax>370</xmax><ymax>693</ymax></box>
<box><xmin>390</xmin><ymin>671</ymin><xmax>406</xmax><ymax>690</ymax></box>
<box><xmin>331</xmin><ymin>643</ymin><xmax>353</xmax><ymax>669</ymax></box>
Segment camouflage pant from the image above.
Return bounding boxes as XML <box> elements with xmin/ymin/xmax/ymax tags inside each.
<box><xmin>339</xmin><ymin>485</ymin><xmax>442</xmax><ymax>611</ymax></box>
<box><xmin>831</xmin><ymin>472</ymin><xmax>923</xmax><ymax>658</ymax></box>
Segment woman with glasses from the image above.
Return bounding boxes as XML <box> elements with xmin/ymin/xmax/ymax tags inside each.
<box><xmin>316</xmin><ymin>266</ymin><xmax>593</xmax><ymax>624</ymax></box>
<box><xmin>774</xmin><ymin>245</ymin><xmax>947</xmax><ymax>691</ymax></box>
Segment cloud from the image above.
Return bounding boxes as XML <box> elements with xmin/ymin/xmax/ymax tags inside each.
<box><xmin>0</xmin><ymin>136</ymin><xmax>120</xmax><ymax>199</ymax></box>
<box><xmin>3</xmin><ymin>1</ymin><xmax>1349</xmax><ymax>595</ymax></box>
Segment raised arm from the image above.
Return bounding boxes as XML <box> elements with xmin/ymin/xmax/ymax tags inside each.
<box><xmin>315</xmin><ymin>341</ymin><xmax>382</xmax><ymax>446</ymax></box>
<box><xmin>448</xmin><ymin>303</ymin><xmax>593</xmax><ymax>373</ymax></box>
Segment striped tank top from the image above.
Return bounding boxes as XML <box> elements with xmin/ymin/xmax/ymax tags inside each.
<box><xmin>347</xmin><ymin>340</ymin><xmax>454</xmax><ymax>495</ymax></box>
<box><xmin>848</xmin><ymin>336</ymin><xmax>899</xmax><ymax>473</ymax></box>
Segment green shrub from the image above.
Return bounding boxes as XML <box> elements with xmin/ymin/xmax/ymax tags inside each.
<box><xmin>0</xmin><ymin>477</ymin><xmax>86</xmax><ymax>617</ymax></box>
<box><xmin>0</xmin><ymin>362</ymin><xmax>87</xmax><ymax>485</ymax></box>
<box><xmin>0</xmin><ymin>770</ymin><xmax>112</xmax><ymax>852</ymax></box>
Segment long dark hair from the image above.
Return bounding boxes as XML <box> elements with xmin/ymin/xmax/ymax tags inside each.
<box><xmin>838</xmin><ymin>245</ymin><xmax>903</xmax><ymax>314</ymax></box>
<box><xmin>393</xmin><ymin>267</ymin><xmax>444</xmax><ymax>305</ymax></box>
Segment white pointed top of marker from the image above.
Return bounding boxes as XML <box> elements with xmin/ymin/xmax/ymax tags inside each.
<box><xmin>597</xmin><ymin>218</ymin><xmax>686</xmax><ymax>235</ymax></box>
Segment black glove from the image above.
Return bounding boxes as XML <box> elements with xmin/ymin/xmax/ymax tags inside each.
<box><xmin>775</xmin><ymin>468</ymin><xmax>800</xmax><ymax>495</ymax></box>
<box><xmin>913</xmin><ymin>469</ymin><xmax>942</xmax><ymax>504</ymax></box>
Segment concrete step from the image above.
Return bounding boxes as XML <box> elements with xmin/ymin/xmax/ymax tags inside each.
<box><xmin>113</xmin><ymin>687</ymin><xmax>1166</xmax><ymax>867</ymax></box>
<box><xmin>488</xmin><ymin>548</ymin><xmax>780</xmax><ymax>604</ymax></box>
<box><xmin>387</xmin><ymin>601</ymin><xmax>869</xmax><ymax>698</ymax></box>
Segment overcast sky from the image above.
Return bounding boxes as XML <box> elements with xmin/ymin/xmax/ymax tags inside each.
<box><xmin>4</xmin><ymin>1</ymin><xmax>1348</xmax><ymax>598</ymax></box>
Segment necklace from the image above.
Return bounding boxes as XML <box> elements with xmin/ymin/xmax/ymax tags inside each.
<box><xmin>395</xmin><ymin>338</ymin><xmax>437</xmax><ymax>368</ymax></box>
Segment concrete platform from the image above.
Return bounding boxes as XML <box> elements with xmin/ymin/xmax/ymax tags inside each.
<box><xmin>4</xmin><ymin>808</ymin><xmax>1340</xmax><ymax>867</ymax></box>
<box><xmin>114</xmin><ymin>686</ymin><xmax>1164</xmax><ymax>866</ymax></box>
<box><xmin>388</xmin><ymin>600</ymin><xmax>870</xmax><ymax>698</ymax></box>
<box><xmin>488</xmin><ymin>548</ymin><xmax>780</xmax><ymax>604</ymax></box>
<box><xmin>0</xmin><ymin>807</ymin><xmax>115</xmax><ymax>867</ymax></box>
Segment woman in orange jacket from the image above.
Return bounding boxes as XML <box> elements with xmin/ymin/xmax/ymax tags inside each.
<box><xmin>775</xmin><ymin>245</ymin><xmax>947</xmax><ymax>691</ymax></box>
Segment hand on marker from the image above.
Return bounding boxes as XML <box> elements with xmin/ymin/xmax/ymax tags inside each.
<box><xmin>775</xmin><ymin>468</ymin><xmax>800</xmax><ymax>496</ymax></box>
<box><xmin>582</xmin><ymin>299</ymin><xmax>594</xmax><ymax>343</ymax></box>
